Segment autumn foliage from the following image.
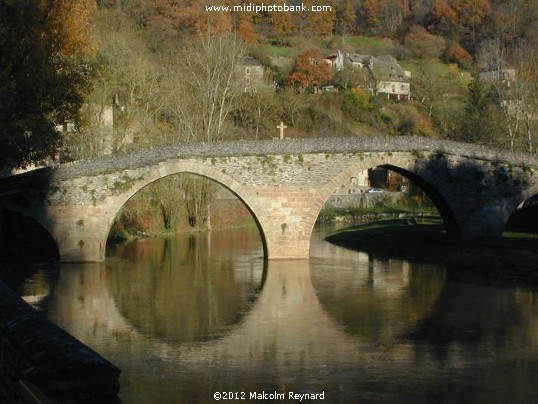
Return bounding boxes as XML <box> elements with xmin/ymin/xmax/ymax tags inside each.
<box><xmin>288</xmin><ymin>50</ymin><xmax>333</xmax><ymax>89</ymax></box>
<box><xmin>0</xmin><ymin>0</ymin><xmax>96</xmax><ymax>168</ymax></box>
<box><xmin>445</xmin><ymin>41</ymin><xmax>473</xmax><ymax>67</ymax></box>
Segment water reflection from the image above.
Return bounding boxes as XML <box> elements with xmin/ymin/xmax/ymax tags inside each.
<box><xmin>106</xmin><ymin>232</ymin><xmax>265</xmax><ymax>342</ymax></box>
<box><xmin>7</xmin><ymin>225</ymin><xmax>538</xmax><ymax>402</ymax></box>
<box><xmin>311</xmin><ymin>257</ymin><xmax>446</xmax><ymax>343</ymax></box>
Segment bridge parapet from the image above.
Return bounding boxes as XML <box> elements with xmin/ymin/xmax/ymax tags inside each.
<box><xmin>2</xmin><ymin>136</ymin><xmax>534</xmax><ymax>182</ymax></box>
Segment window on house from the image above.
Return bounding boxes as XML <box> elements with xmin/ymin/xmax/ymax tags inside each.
<box><xmin>245</xmin><ymin>67</ymin><xmax>250</xmax><ymax>74</ymax></box>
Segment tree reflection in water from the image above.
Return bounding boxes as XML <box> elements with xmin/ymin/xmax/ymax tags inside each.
<box><xmin>10</xmin><ymin>226</ymin><xmax>538</xmax><ymax>403</ymax></box>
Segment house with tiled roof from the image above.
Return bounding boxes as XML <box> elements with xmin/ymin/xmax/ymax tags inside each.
<box><xmin>368</xmin><ymin>55</ymin><xmax>411</xmax><ymax>101</ymax></box>
<box><xmin>348</xmin><ymin>54</ymin><xmax>411</xmax><ymax>101</ymax></box>
<box><xmin>326</xmin><ymin>51</ymin><xmax>411</xmax><ymax>101</ymax></box>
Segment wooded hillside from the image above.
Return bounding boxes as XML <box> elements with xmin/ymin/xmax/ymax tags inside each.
<box><xmin>3</xmin><ymin>0</ymin><xmax>538</xmax><ymax>232</ymax></box>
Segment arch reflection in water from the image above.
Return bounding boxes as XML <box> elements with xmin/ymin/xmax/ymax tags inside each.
<box><xmin>106</xmin><ymin>229</ymin><xmax>265</xmax><ymax>342</ymax></box>
<box><xmin>311</xmin><ymin>255</ymin><xmax>446</xmax><ymax>343</ymax></box>
<box><xmin>16</xmin><ymin>226</ymin><xmax>538</xmax><ymax>403</ymax></box>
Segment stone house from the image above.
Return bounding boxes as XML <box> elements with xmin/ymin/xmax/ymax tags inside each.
<box><xmin>349</xmin><ymin>54</ymin><xmax>410</xmax><ymax>100</ymax></box>
<box><xmin>347</xmin><ymin>53</ymin><xmax>373</xmax><ymax>69</ymax></box>
<box><xmin>479</xmin><ymin>62</ymin><xmax>516</xmax><ymax>88</ymax></box>
<box><xmin>325</xmin><ymin>51</ymin><xmax>411</xmax><ymax>101</ymax></box>
<box><xmin>368</xmin><ymin>55</ymin><xmax>411</xmax><ymax>101</ymax></box>
<box><xmin>238</xmin><ymin>56</ymin><xmax>265</xmax><ymax>93</ymax></box>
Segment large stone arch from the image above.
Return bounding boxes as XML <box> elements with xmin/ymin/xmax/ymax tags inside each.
<box><xmin>104</xmin><ymin>161</ymin><xmax>269</xmax><ymax>259</ymax></box>
<box><xmin>379</xmin><ymin>164</ymin><xmax>461</xmax><ymax>237</ymax></box>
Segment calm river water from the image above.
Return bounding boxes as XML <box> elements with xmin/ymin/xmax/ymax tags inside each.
<box><xmin>11</xmin><ymin>225</ymin><xmax>538</xmax><ymax>403</ymax></box>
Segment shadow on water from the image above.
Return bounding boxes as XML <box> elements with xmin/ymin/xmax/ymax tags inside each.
<box><xmin>406</xmin><ymin>275</ymin><xmax>523</xmax><ymax>348</ymax></box>
<box><xmin>327</xmin><ymin>150</ymin><xmax>538</xmax><ymax>287</ymax></box>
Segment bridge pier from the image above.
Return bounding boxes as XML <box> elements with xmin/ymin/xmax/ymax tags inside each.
<box><xmin>457</xmin><ymin>200</ymin><xmax>518</xmax><ymax>239</ymax></box>
<box><xmin>242</xmin><ymin>187</ymin><xmax>322</xmax><ymax>260</ymax></box>
<box><xmin>261</xmin><ymin>222</ymin><xmax>313</xmax><ymax>260</ymax></box>
<box><xmin>45</xmin><ymin>206</ymin><xmax>111</xmax><ymax>263</ymax></box>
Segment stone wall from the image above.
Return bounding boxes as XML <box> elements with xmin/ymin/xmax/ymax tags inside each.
<box><xmin>0</xmin><ymin>325</ymin><xmax>29</xmax><ymax>402</ymax></box>
<box><xmin>0</xmin><ymin>136</ymin><xmax>536</xmax><ymax>262</ymax></box>
<box><xmin>2</xmin><ymin>136</ymin><xmax>536</xmax><ymax>183</ymax></box>
<box><xmin>324</xmin><ymin>192</ymin><xmax>401</xmax><ymax>209</ymax></box>
<box><xmin>0</xmin><ymin>281</ymin><xmax>121</xmax><ymax>403</ymax></box>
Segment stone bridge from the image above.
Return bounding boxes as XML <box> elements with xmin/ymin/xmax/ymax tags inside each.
<box><xmin>0</xmin><ymin>136</ymin><xmax>537</xmax><ymax>262</ymax></box>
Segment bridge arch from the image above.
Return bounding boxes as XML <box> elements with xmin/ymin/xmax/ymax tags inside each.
<box><xmin>0</xmin><ymin>209</ymin><xmax>59</xmax><ymax>262</ymax></box>
<box><xmin>379</xmin><ymin>164</ymin><xmax>461</xmax><ymax>237</ymax></box>
<box><xmin>504</xmin><ymin>188</ymin><xmax>538</xmax><ymax>234</ymax></box>
<box><xmin>310</xmin><ymin>154</ymin><xmax>462</xmax><ymax>240</ymax></box>
<box><xmin>105</xmin><ymin>161</ymin><xmax>269</xmax><ymax>258</ymax></box>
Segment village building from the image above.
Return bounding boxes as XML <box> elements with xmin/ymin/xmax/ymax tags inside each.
<box><xmin>479</xmin><ymin>62</ymin><xmax>516</xmax><ymax>88</ymax></box>
<box><xmin>238</xmin><ymin>56</ymin><xmax>265</xmax><ymax>93</ymax></box>
<box><xmin>325</xmin><ymin>51</ymin><xmax>411</xmax><ymax>101</ymax></box>
<box><xmin>347</xmin><ymin>53</ymin><xmax>373</xmax><ymax>70</ymax></box>
<box><xmin>479</xmin><ymin>62</ymin><xmax>521</xmax><ymax>118</ymax></box>
<box><xmin>368</xmin><ymin>55</ymin><xmax>411</xmax><ymax>101</ymax></box>
<box><xmin>324</xmin><ymin>50</ymin><xmax>345</xmax><ymax>70</ymax></box>
<box><xmin>349</xmin><ymin>167</ymin><xmax>408</xmax><ymax>191</ymax></box>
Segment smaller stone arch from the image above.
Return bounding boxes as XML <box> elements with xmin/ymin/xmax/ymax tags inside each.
<box><xmin>504</xmin><ymin>190</ymin><xmax>538</xmax><ymax>234</ymax></box>
<box><xmin>0</xmin><ymin>209</ymin><xmax>59</xmax><ymax>262</ymax></box>
<box><xmin>309</xmin><ymin>153</ymin><xmax>462</xmax><ymax>241</ymax></box>
<box><xmin>379</xmin><ymin>164</ymin><xmax>461</xmax><ymax>238</ymax></box>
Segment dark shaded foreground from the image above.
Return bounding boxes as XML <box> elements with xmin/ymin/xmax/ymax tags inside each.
<box><xmin>0</xmin><ymin>281</ymin><xmax>120</xmax><ymax>403</ymax></box>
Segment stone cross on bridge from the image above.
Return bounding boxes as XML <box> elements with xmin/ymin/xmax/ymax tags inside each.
<box><xmin>277</xmin><ymin>121</ymin><xmax>287</xmax><ymax>139</ymax></box>
<box><xmin>0</xmin><ymin>136</ymin><xmax>536</xmax><ymax>262</ymax></box>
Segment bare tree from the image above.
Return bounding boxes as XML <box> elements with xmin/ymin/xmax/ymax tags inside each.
<box><xmin>512</xmin><ymin>43</ymin><xmax>538</xmax><ymax>153</ymax></box>
<box><xmin>237</xmin><ymin>89</ymin><xmax>280</xmax><ymax>139</ymax></box>
<box><xmin>158</xmin><ymin>34</ymin><xmax>246</xmax><ymax>229</ymax></box>
<box><xmin>411</xmin><ymin>61</ymin><xmax>456</xmax><ymax>119</ymax></box>
<box><xmin>478</xmin><ymin>39</ymin><xmax>522</xmax><ymax>152</ymax></box>
<box><xmin>165</xmin><ymin>33</ymin><xmax>245</xmax><ymax>142</ymax></box>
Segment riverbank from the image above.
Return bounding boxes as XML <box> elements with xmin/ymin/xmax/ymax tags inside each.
<box><xmin>326</xmin><ymin>218</ymin><xmax>538</xmax><ymax>286</ymax></box>
<box><xmin>318</xmin><ymin>205</ymin><xmax>437</xmax><ymax>223</ymax></box>
<box><xmin>108</xmin><ymin>219</ymin><xmax>259</xmax><ymax>243</ymax></box>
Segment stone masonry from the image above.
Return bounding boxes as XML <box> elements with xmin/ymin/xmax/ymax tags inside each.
<box><xmin>0</xmin><ymin>136</ymin><xmax>537</xmax><ymax>262</ymax></box>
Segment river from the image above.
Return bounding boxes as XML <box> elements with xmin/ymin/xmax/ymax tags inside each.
<box><xmin>8</xmin><ymin>224</ymin><xmax>538</xmax><ymax>403</ymax></box>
